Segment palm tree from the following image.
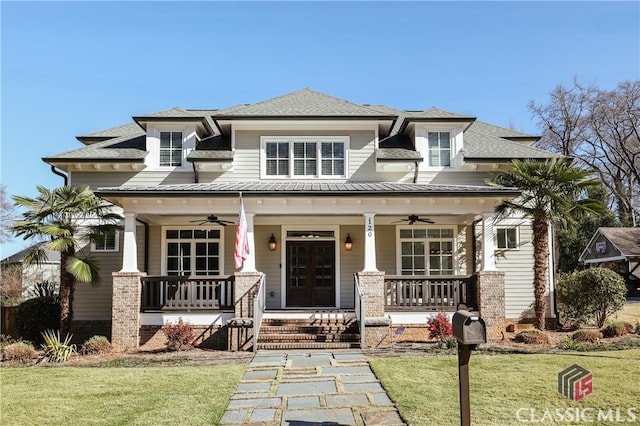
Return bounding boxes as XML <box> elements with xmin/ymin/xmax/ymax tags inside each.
<box><xmin>11</xmin><ymin>185</ymin><xmax>121</xmax><ymax>334</ymax></box>
<box><xmin>488</xmin><ymin>158</ymin><xmax>602</xmax><ymax>330</ymax></box>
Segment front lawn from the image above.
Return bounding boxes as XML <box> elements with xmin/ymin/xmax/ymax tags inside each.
<box><xmin>0</xmin><ymin>364</ymin><xmax>245</xmax><ymax>425</ymax></box>
<box><xmin>371</xmin><ymin>349</ymin><xmax>640</xmax><ymax>426</ymax></box>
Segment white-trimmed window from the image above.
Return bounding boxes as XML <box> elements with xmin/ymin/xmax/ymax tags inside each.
<box><xmin>92</xmin><ymin>230</ymin><xmax>119</xmax><ymax>252</ymax></box>
<box><xmin>164</xmin><ymin>229</ymin><xmax>222</xmax><ymax>276</ymax></box>
<box><xmin>398</xmin><ymin>228</ymin><xmax>455</xmax><ymax>275</ymax></box>
<box><xmin>262</xmin><ymin>136</ymin><xmax>348</xmax><ymax>178</ymax></box>
<box><xmin>496</xmin><ymin>227</ymin><xmax>518</xmax><ymax>249</ymax></box>
<box><xmin>159</xmin><ymin>131</ymin><xmax>183</xmax><ymax>167</ymax></box>
<box><xmin>427</xmin><ymin>131</ymin><xmax>451</xmax><ymax>167</ymax></box>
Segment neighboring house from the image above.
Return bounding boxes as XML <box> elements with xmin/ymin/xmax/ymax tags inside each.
<box><xmin>1</xmin><ymin>244</ymin><xmax>61</xmax><ymax>297</ymax></box>
<box><xmin>579</xmin><ymin>227</ymin><xmax>640</xmax><ymax>296</ymax></box>
<box><xmin>43</xmin><ymin>89</ymin><xmax>560</xmax><ymax>351</ymax></box>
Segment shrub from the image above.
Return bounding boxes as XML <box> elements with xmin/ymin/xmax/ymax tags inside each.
<box><xmin>28</xmin><ymin>281</ymin><xmax>58</xmax><ymax>299</ymax></box>
<box><xmin>571</xmin><ymin>329</ymin><xmax>603</xmax><ymax>343</ymax></box>
<box><xmin>15</xmin><ymin>295</ymin><xmax>60</xmax><ymax>344</ymax></box>
<box><xmin>635</xmin><ymin>321</ymin><xmax>640</xmax><ymax>335</ymax></box>
<box><xmin>41</xmin><ymin>330</ymin><xmax>76</xmax><ymax>363</ymax></box>
<box><xmin>427</xmin><ymin>313</ymin><xmax>453</xmax><ymax>348</ymax></box>
<box><xmin>514</xmin><ymin>329</ymin><xmax>550</xmax><ymax>345</ymax></box>
<box><xmin>601</xmin><ymin>321</ymin><xmax>629</xmax><ymax>338</ymax></box>
<box><xmin>81</xmin><ymin>335</ymin><xmax>112</xmax><ymax>355</ymax></box>
<box><xmin>556</xmin><ymin>268</ymin><xmax>627</xmax><ymax>327</ymax></box>
<box><xmin>161</xmin><ymin>318</ymin><xmax>195</xmax><ymax>351</ymax></box>
<box><xmin>3</xmin><ymin>341</ymin><xmax>37</xmax><ymax>363</ymax></box>
<box><xmin>557</xmin><ymin>337</ymin><xmax>584</xmax><ymax>351</ymax></box>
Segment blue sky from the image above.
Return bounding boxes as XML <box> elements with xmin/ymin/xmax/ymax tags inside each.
<box><xmin>1</xmin><ymin>1</ymin><xmax>638</xmax><ymax>257</ymax></box>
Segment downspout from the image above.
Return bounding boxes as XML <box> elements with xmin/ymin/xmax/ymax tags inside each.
<box><xmin>135</xmin><ymin>218</ymin><xmax>150</xmax><ymax>273</ymax></box>
<box><xmin>50</xmin><ymin>165</ymin><xmax>68</xmax><ymax>186</ymax></box>
<box><xmin>191</xmin><ymin>162</ymin><xmax>200</xmax><ymax>184</ymax></box>
<box><xmin>413</xmin><ymin>161</ymin><xmax>419</xmax><ymax>183</ymax></box>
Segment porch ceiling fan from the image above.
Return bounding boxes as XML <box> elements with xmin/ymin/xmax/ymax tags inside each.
<box><xmin>394</xmin><ymin>214</ymin><xmax>435</xmax><ymax>225</ymax></box>
<box><xmin>189</xmin><ymin>214</ymin><xmax>235</xmax><ymax>226</ymax></box>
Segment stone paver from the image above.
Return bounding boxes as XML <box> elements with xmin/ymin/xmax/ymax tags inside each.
<box><xmin>220</xmin><ymin>350</ymin><xmax>406</xmax><ymax>425</ymax></box>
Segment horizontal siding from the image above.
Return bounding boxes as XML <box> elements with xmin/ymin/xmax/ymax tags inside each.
<box><xmin>375</xmin><ymin>225</ymin><xmax>397</xmax><ymax>274</ymax></box>
<box><xmin>255</xmin><ymin>226</ymin><xmax>281</xmax><ymax>309</ymax></box>
<box><xmin>71</xmin><ymin>171</ymin><xmax>197</xmax><ymax>189</ymax></box>
<box><xmin>427</xmin><ymin>171</ymin><xmax>492</xmax><ymax>186</ymax></box>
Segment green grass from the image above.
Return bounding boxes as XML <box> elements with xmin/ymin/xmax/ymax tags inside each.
<box><xmin>614</xmin><ymin>301</ymin><xmax>640</xmax><ymax>325</ymax></box>
<box><xmin>371</xmin><ymin>349</ymin><xmax>640</xmax><ymax>426</ymax></box>
<box><xmin>0</xmin><ymin>365</ymin><xmax>245</xmax><ymax>425</ymax></box>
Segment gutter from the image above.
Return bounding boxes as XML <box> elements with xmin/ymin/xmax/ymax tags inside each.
<box><xmin>50</xmin><ymin>165</ymin><xmax>68</xmax><ymax>186</ymax></box>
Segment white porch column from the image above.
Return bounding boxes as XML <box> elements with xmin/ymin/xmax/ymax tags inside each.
<box><xmin>363</xmin><ymin>212</ymin><xmax>378</xmax><ymax>272</ymax></box>
<box><xmin>481</xmin><ymin>214</ymin><xmax>496</xmax><ymax>271</ymax></box>
<box><xmin>240</xmin><ymin>212</ymin><xmax>257</xmax><ymax>272</ymax></box>
<box><xmin>120</xmin><ymin>212</ymin><xmax>139</xmax><ymax>272</ymax></box>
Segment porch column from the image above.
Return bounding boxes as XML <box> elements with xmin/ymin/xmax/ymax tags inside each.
<box><xmin>240</xmin><ymin>212</ymin><xmax>257</xmax><ymax>272</ymax></box>
<box><xmin>120</xmin><ymin>212</ymin><xmax>139</xmax><ymax>272</ymax></box>
<box><xmin>481</xmin><ymin>214</ymin><xmax>496</xmax><ymax>271</ymax></box>
<box><xmin>111</xmin><ymin>271</ymin><xmax>144</xmax><ymax>352</ymax></box>
<box><xmin>476</xmin><ymin>271</ymin><xmax>505</xmax><ymax>341</ymax></box>
<box><xmin>231</xmin><ymin>271</ymin><xmax>263</xmax><ymax>351</ymax></box>
<box><xmin>363</xmin><ymin>212</ymin><xmax>378</xmax><ymax>272</ymax></box>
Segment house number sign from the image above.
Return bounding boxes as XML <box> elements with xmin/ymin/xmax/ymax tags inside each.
<box><xmin>366</xmin><ymin>216</ymin><xmax>374</xmax><ymax>237</ymax></box>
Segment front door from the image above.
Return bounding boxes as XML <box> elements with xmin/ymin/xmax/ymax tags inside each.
<box><xmin>286</xmin><ymin>241</ymin><xmax>335</xmax><ymax>307</ymax></box>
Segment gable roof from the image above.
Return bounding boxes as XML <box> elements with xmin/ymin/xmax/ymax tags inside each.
<box><xmin>213</xmin><ymin>89</ymin><xmax>397</xmax><ymax>119</ymax></box>
<box><xmin>77</xmin><ymin>122</ymin><xmax>144</xmax><ymax>144</ymax></box>
<box><xmin>580</xmin><ymin>227</ymin><xmax>640</xmax><ymax>263</ymax></box>
<box><xmin>1</xmin><ymin>244</ymin><xmax>61</xmax><ymax>265</ymax></box>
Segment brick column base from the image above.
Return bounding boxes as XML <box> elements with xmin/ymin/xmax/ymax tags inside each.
<box><xmin>111</xmin><ymin>272</ymin><xmax>144</xmax><ymax>352</ymax></box>
<box><xmin>231</xmin><ymin>272</ymin><xmax>263</xmax><ymax>351</ymax></box>
<box><xmin>356</xmin><ymin>271</ymin><xmax>391</xmax><ymax>348</ymax></box>
<box><xmin>476</xmin><ymin>271</ymin><xmax>506</xmax><ymax>341</ymax></box>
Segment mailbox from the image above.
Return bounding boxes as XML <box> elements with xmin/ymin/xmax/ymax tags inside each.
<box><xmin>452</xmin><ymin>310</ymin><xmax>486</xmax><ymax>345</ymax></box>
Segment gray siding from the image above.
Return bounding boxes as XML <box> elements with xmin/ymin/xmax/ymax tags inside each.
<box><xmin>255</xmin><ymin>226</ymin><xmax>282</xmax><ymax>309</ymax></box>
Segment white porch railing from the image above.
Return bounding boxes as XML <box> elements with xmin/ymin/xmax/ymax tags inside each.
<box><xmin>354</xmin><ymin>274</ymin><xmax>365</xmax><ymax>348</ymax></box>
<box><xmin>252</xmin><ymin>274</ymin><xmax>266</xmax><ymax>352</ymax></box>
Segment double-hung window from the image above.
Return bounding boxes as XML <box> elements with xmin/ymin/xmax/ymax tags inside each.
<box><xmin>399</xmin><ymin>228</ymin><xmax>455</xmax><ymax>275</ymax></box>
<box><xmin>427</xmin><ymin>131</ymin><xmax>451</xmax><ymax>167</ymax></box>
<box><xmin>91</xmin><ymin>229</ymin><xmax>119</xmax><ymax>252</ymax></box>
<box><xmin>496</xmin><ymin>227</ymin><xmax>518</xmax><ymax>249</ymax></box>
<box><xmin>165</xmin><ymin>229</ymin><xmax>222</xmax><ymax>276</ymax></box>
<box><xmin>159</xmin><ymin>131</ymin><xmax>183</xmax><ymax>167</ymax></box>
<box><xmin>262</xmin><ymin>136</ymin><xmax>348</xmax><ymax>178</ymax></box>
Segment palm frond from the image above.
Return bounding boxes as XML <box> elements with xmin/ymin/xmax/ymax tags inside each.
<box><xmin>66</xmin><ymin>255</ymin><xmax>101</xmax><ymax>284</ymax></box>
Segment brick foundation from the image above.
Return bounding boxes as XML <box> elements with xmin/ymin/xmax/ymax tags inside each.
<box><xmin>476</xmin><ymin>271</ymin><xmax>506</xmax><ymax>341</ymax></box>
<box><xmin>70</xmin><ymin>320</ymin><xmax>112</xmax><ymax>344</ymax></box>
<box><xmin>139</xmin><ymin>324</ymin><xmax>229</xmax><ymax>351</ymax></box>
<box><xmin>111</xmin><ymin>272</ymin><xmax>144</xmax><ymax>352</ymax></box>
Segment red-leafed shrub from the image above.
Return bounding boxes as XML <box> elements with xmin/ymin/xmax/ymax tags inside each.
<box><xmin>427</xmin><ymin>313</ymin><xmax>453</xmax><ymax>348</ymax></box>
<box><xmin>161</xmin><ymin>318</ymin><xmax>195</xmax><ymax>351</ymax></box>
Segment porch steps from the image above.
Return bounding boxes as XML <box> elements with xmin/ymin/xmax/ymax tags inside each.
<box><xmin>256</xmin><ymin>317</ymin><xmax>361</xmax><ymax>350</ymax></box>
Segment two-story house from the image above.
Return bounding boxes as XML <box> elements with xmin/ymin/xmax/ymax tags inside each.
<box><xmin>43</xmin><ymin>89</ymin><xmax>559</xmax><ymax>351</ymax></box>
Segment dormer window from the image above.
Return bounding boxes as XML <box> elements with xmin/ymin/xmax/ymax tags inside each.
<box><xmin>427</xmin><ymin>131</ymin><xmax>451</xmax><ymax>167</ymax></box>
<box><xmin>261</xmin><ymin>136</ymin><xmax>348</xmax><ymax>179</ymax></box>
<box><xmin>160</xmin><ymin>131</ymin><xmax>183</xmax><ymax>167</ymax></box>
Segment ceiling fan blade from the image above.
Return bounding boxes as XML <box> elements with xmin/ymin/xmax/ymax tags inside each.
<box><xmin>417</xmin><ymin>218</ymin><xmax>434</xmax><ymax>224</ymax></box>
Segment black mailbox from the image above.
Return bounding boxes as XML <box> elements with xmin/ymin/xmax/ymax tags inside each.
<box><xmin>452</xmin><ymin>310</ymin><xmax>486</xmax><ymax>345</ymax></box>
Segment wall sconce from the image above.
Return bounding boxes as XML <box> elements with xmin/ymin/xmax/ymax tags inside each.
<box><xmin>268</xmin><ymin>234</ymin><xmax>277</xmax><ymax>251</ymax></box>
<box><xmin>344</xmin><ymin>234</ymin><xmax>353</xmax><ymax>251</ymax></box>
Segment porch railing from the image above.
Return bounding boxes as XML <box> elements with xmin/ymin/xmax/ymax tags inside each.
<box><xmin>252</xmin><ymin>275</ymin><xmax>266</xmax><ymax>352</ymax></box>
<box><xmin>354</xmin><ymin>274</ymin><xmax>365</xmax><ymax>348</ymax></box>
<box><xmin>384</xmin><ymin>275</ymin><xmax>477</xmax><ymax>311</ymax></box>
<box><xmin>140</xmin><ymin>275</ymin><xmax>235</xmax><ymax>312</ymax></box>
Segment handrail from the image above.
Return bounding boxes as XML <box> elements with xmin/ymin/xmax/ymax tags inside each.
<box><xmin>354</xmin><ymin>273</ymin><xmax>365</xmax><ymax>348</ymax></box>
<box><xmin>140</xmin><ymin>275</ymin><xmax>235</xmax><ymax>312</ymax></box>
<box><xmin>252</xmin><ymin>274</ymin><xmax>266</xmax><ymax>352</ymax></box>
<box><xmin>384</xmin><ymin>274</ymin><xmax>476</xmax><ymax>311</ymax></box>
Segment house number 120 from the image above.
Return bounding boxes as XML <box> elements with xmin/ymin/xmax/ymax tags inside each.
<box><xmin>366</xmin><ymin>217</ymin><xmax>374</xmax><ymax>237</ymax></box>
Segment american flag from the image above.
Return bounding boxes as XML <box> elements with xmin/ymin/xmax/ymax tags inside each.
<box><xmin>234</xmin><ymin>194</ymin><xmax>248</xmax><ymax>268</ymax></box>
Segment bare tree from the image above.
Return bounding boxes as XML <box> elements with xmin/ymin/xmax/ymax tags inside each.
<box><xmin>0</xmin><ymin>185</ymin><xmax>17</xmax><ymax>244</ymax></box>
<box><xmin>529</xmin><ymin>79</ymin><xmax>640</xmax><ymax>226</ymax></box>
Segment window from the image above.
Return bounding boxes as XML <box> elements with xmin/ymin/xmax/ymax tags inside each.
<box><xmin>165</xmin><ymin>229</ymin><xmax>221</xmax><ymax>276</ymax></box>
<box><xmin>92</xmin><ymin>230</ymin><xmax>119</xmax><ymax>252</ymax></box>
<box><xmin>159</xmin><ymin>131</ymin><xmax>183</xmax><ymax>167</ymax></box>
<box><xmin>427</xmin><ymin>131</ymin><xmax>451</xmax><ymax>167</ymax></box>
<box><xmin>399</xmin><ymin>228</ymin><xmax>454</xmax><ymax>275</ymax></box>
<box><xmin>496</xmin><ymin>227</ymin><xmax>518</xmax><ymax>249</ymax></box>
<box><xmin>262</xmin><ymin>136</ymin><xmax>348</xmax><ymax>178</ymax></box>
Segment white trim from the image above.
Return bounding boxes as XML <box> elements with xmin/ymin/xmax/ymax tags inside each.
<box><xmin>414</xmin><ymin>125</ymin><xmax>464</xmax><ymax>171</ymax></box>
<box><xmin>140</xmin><ymin>312</ymin><xmax>233</xmax><ymax>326</ymax></box>
<box><xmin>395</xmin><ymin>225</ymin><xmax>458</xmax><ymax>275</ymax></box>
<box><xmin>91</xmin><ymin>230</ymin><xmax>120</xmax><ymax>252</ymax></box>
<box><xmin>280</xmin><ymin>224</ymin><xmax>341</xmax><ymax>309</ymax></box>
<box><xmin>260</xmin><ymin>136</ymin><xmax>350</xmax><ymax>179</ymax></box>
<box><xmin>145</xmin><ymin>125</ymin><xmax>196</xmax><ymax>171</ymax></box>
<box><xmin>231</xmin><ymin>120</ymin><xmax>379</xmax><ymax>131</ymax></box>
<box><xmin>583</xmin><ymin>255</ymin><xmax>627</xmax><ymax>264</ymax></box>
<box><xmin>495</xmin><ymin>226</ymin><xmax>520</xmax><ymax>250</ymax></box>
<box><xmin>160</xmin><ymin>226</ymin><xmax>226</xmax><ymax>276</ymax></box>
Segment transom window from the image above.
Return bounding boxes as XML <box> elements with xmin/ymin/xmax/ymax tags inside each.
<box><xmin>160</xmin><ymin>131</ymin><xmax>183</xmax><ymax>167</ymax></box>
<box><xmin>164</xmin><ymin>229</ymin><xmax>221</xmax><ymax>276</ymax></box>
<box><xmin>399</xmin><ymin>228</ymin><xmax>455</xmax><ymax>276</ymax></box>
<box><xmin>427</xmin><ymin>131</ymin><xmax>451</xmax><ymax>167</ymax></box>
<box><xmin>262</xmin><ymin>136</ymin><xmax>348</xmax><ymax>178</ymax></box>
<box><xmin>496</xmin><ymin>227</ymin><xmax>518</xmax><ymax>249</ymax></box>
<box><xmin>92</xmin><ymin>229</ymin><xmax>119</xmax><ymax>252</ymax></box>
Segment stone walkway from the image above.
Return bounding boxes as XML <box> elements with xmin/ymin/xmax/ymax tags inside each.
<box><xmin>220</xmin><ymin>350</ymin><xmax>406</xmax><ymax>426</ymax></box>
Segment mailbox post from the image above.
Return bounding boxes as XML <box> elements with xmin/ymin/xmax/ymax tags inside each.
<box><xmin>452</xmin><ymin>310</ymin><xmax>487</xmax><ymax>426</ymax></box>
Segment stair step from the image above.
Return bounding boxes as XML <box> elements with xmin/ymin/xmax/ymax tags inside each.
<box><xmin>261</xmin><ymin>320</ymin><xmax>357</xmax><ymax>326</ymax></box>
<box><xmin>259</xmin><ymin>326</ymin><xmax>358</xmax><ymax>334</ymax></box>
<box><xmin>258</xmin><ymin>333</ymin><xmax>360</xmax><ymax>342</ymax></box>
<box><xmin>257</xmin><ymin>341</ymin><xmax>360</xmax><ymax>350</ymax></box>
